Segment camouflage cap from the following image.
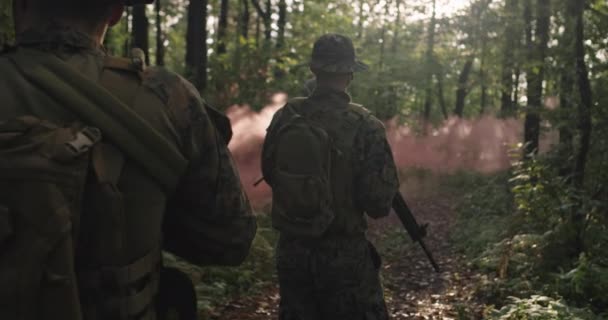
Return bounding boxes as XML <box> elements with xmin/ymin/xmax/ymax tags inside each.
<box><xmin>310</xmin><ymin>34</ymin><xmax>368</xmax><ymax>73</ymax></box>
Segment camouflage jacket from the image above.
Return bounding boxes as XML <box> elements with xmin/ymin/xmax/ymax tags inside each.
<box><xmin>0</xmin><ymin>27</ymin><xmax>256</xmax><ymax>267</ymax></box>
<box><xmin>265</xmin><ymin>87</ymin><xmax>399</xmax><ymax>235</ymax></box>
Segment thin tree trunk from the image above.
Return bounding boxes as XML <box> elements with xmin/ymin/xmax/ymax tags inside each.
<box><xmin>251</xmin><ymin>0</ymin><xmax>272</xmax><ymax>45</ymax></box>
<box><xmin>186</xmin><ymin>0</ymin><xmax>208</xmax><ymax>91</ymax></box>
<box><xmin>500</xmin><ymin>0</ymin><xmax>519</xmax><ymax>117</ymax></box>
<box><xmin>155</xmin><ymin>0</ymin><xmax>164</xmax><ymax>66</ymax></box>
<box><xmin>558</xmin><ymin>2</ymin><xmax>575</xmax><ymax>171</ymax></box>
<box><xmin>240</xmin><ymin>0</ymin><xmax>250</xmax><ymax>39</ymax></box>
<box><xmin>423</xmin><ymin>0</ymin><xmax>437</xmax><ymax>122</ymax></box>
<box><xmin>217</xmin><ymin>0</ymin><xmax>229</xmax><ymax>54</ymax></box>
<box><xmin>391</xmin><ymin>0</ymin><xmax>402</xmax><ymax>53</ymax></box>
<box><xmin>436</xmin><ymin>73</ymin><xmax>448</xmax><ymax>120</ymax></box>
<box><xmin>379</xmin><ymin>0</ymin><xmax>391</xmax><ymax>68</ymax></box>
<box><xmin>132</xmin><ymin>4</ymin><xmax>150</xmax><ymax>65</ymax></box>
<box><xmin>454</xmin><ymin>58</ymin><xmax>474</xmax><ymax>117</ymax></box>
<box><xmin>357</xmin><ymin>0</ymin><xmax>365</xmax><ymax>39</ymax></box>
<box><xmin>573</xmin><ymin>0</ymin><xmax>592</xmax><ymax>187</ymax></box>
<box><xmin>277</xmin><ymin>0</ymin><xmax>287</xmax><ymax>49</ymax></box>
<box><xmin>255</xmin><ymin>12</ymin><xmax>261</xmax><ymax>47</ymax></box>
<box><xmin>480</xmin><ymin>40</ymin><xmax>487</xmax><ymax>115</ymax></box>
<box><xmin>523</xmin><ymin>0</ymin><xmax>550</xmax><ymax>157</ymax></box>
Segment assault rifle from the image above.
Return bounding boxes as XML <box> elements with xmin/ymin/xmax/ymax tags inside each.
<box><xmin>393</xmin><ymin>193</ymin><xmax>440</xmax><ymax>273</ymax></box>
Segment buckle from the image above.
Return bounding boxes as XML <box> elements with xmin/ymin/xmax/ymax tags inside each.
<box><xmin>65</xmin><ymin>126</ymin><xmax>102</xmax><ymax>156</ymax></box>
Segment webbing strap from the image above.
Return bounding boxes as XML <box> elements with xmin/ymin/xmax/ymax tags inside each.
<box><xmin>103</xmin><ymin>275</ymin><xmax>158</xmax><ymax>317</ymax></box>
<box><xmin>9</xmin><ymin>49</ymin><xmax>187</xmax><ymax>191</ymax></box>
<box><xmin>77</xmin><ymin>247</ymin><xmax>161</xmax><ymax>289</ymax></box>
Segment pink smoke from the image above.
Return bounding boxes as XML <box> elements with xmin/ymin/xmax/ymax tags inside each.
<box><xmin>227</xmin><ymin>94</ymin><xmax>555</xmax><ymax>209</ymax></box>
<box><xmin>386</xmin><ymin>117</ymin><xmax>522</xmax><ymax>173</ymax></box>
<box><xmin>227</xmin><ymin>93</ymin><xmax>286</xmax><ymax>209</ymax></box>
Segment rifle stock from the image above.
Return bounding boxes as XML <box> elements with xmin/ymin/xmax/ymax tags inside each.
<box><xmin>392</xmin><ymin>193</ymin><xmax>441</xmax><ymax>273</ymax></box>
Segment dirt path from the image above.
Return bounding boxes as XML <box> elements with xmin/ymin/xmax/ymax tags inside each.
<box><xmin>209</xmin><ymin>190</ymin><xmax>483</xmax><ymax>320</ymax></box>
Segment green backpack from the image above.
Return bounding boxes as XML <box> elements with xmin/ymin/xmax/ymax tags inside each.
<box><xmin>0</xmin><ymin>50</ymin><xmax>187</xmax><ymax>320</ymax></box>
<box><xmin>263</xmin><ymin>99</ymin><xmax>334</xmax><ymax>237</ymax></box>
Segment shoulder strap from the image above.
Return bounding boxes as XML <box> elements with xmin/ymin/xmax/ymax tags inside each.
<box><xmin>9</xmin><ymin>49</ymin><xmax>187</xmax><ymax>191</ymax></box>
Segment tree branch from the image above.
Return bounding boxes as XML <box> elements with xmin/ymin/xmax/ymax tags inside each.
<box><xmin>250</xmin><ymin>0</ymin><xmax>269</xmax><ymax>19</ymax></box>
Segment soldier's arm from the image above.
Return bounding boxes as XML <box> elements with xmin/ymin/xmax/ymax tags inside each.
<box><xmin>162</xmin><ymin>77</ymin><xmax>256</xmax><ymax>267</ymax></box>
<box><xmin>354</xmin><ymin>117</ymin><xmax>400</xmax><ymax>219</ymax></box>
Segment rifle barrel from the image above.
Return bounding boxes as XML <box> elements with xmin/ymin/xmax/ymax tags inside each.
<box><xmin>393</xmin><ymin>193</ymin><xmax>441</xmax><ymax>273</ymax></box>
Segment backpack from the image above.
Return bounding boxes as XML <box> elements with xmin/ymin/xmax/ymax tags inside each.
<box><xmin>262</xmin><ymin>98</ymin><xmax>371</xmax><ymax>238</ymax></box>
<box><xmin>263</xmin><ymin>100</ymin><xmax>334</xmax><ymax>237</ymax></box>
<box><xmin>0</xmin><ymin>49</ymin><xmax>187</xmax><ymax>320</ymax></box>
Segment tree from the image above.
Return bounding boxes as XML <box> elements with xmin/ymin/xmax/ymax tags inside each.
<box><xmin>186</xmin><ymin>0</ymin><xmax>208</xmax><ymax>91</ymax></box>
<box><xmin>155</xmin><ymin>0</ymin><xmax>165</xmax><ymax>66</ymax></box>
<box><xmin>423</xmin><ymin>0</ymin><xmax>437</xmax><ymax>122</ymax></box>
<box><xmin>523</xmin><ymin>0</ymin><xmax>550</xmax><ymax>157</ymax></box>
<box><xmin>217</xmin><ymin>0</ymin><xmax>229</xmax><ymax>55</ymax></box>
<box><xmin>277</xmin><ymin>0</ymin><xmax>287</xmax><ymax>49</ymax></box>
<box><xmin>251</xmin><ymin>0</ymin><xmax>272</xmax><ymax>44</ymax></box>
<box><xmin>572</xmin><ymin>0</ymin><xmax>592</xmax><ymax>187</ymax></box>
<box><xmin>454</xmin><ymin>58</ymin><xmax>474</xmax><ymax>117</ymax></box>
<box><xmin>132</xmin><ymin>4</ymin><xmax>150</xmax><ymax>65</ymax></box>
<box><xmin>499</xmin><ymin>0</ymin><xmax>520</xmax><ymax>117</ymax></box>
<box><xmin>239</xmin><ymin>0</ymin><xmax>251</xmax><ymax>39</ymax></box>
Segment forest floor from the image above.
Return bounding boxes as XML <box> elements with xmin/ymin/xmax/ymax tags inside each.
<box><xmin>208</xmin><ymin>177</ymin><xmax>486</xmax><ymax>320</ymax></box>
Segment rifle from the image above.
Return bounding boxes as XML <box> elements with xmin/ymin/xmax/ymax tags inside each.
<box><xmin>392</xmin><ymin>193</ymin><xmax>441</xmax><ymax>273</ymax></box>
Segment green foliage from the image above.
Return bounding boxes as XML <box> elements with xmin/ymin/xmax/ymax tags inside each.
<box><xmin>487</xmin><ymin>295</ymin><xmax>599</xmax><ymax>320</ymax></box>
<box><xmin>450</xmin><ymin>172</ymin><xmax>513</xmax><ymax>258</ymax></box>
<box><xmin>452</xmin><ymin>161</ymin><xmax>608</xmax><ymax>318</ymax></box>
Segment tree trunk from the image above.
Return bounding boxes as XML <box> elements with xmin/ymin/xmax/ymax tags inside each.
<box><xmin>479</xmin><ymin>40</ymin><xmax>487</xmax><ymax>115</ymax></box>
<box><xmin>500</xmin><ymin>0</ymin><xmax>519</xmax><ymax>117</ymax></box>
<box><xmin>155</xmin><ymin>0</ymin><xmax>164</xmax><ymax>66</ymax></box>
<box><xmin>277</xmin><ymin>0</ymin><xmax>287</xmax><ymax>49</ymax></box>
<box><xmin>436</xmin><ymin>72</ymin><xmax>449</xmax><ymax>120</ymax></box>
<box><xmin>454</xmin><ymin>58</ymin><xmax>474</xmax><ymax>117</ymax></box>
<box><xmin>251</xmin><ymin>0</ymin><xmax>272</xmax><ymax>45</ymax></box>
<box><xmin>132</xmin><ymin>4</ymin><xmax>150</xmax><ymax>65</ymax></box>
<box><xmin>423</xmin><ymin>0</ymin><xmax>437</xmax><ymax>122</ymax></box>
<box><xmin>379</xmin><ymin>0</ymin><xmax>391</xmax><ymax>68</ymax></box>
<box><xmin>523</xmin><ymin>0</ymin><xmax>550</xmax><ymax>157</ymax></box>
<box><xmin>186</xmin><ymin>0</ymin><xmax>208</xmax><ymax>91</ymax></box>
<box><xmin>391</xmin><ymin>0</ymin><xmax>402</xmax><ymax>53</ymax></box>
<box><xmin>240</xmin><ymin>0</ymin><xmax>250</xmax><ymax>38</ymax></box>
<box><xmin>217</xmin><ymin>0</ymin><xmax>229</xmax><ymax>55</ymax></box>
<box><xmin>558</xmin><ymin>1</ymin><xmax>575</xmax><ymax>171</ymax></box>
<box><xmin>357</xmin><ymin>0</ymin><xmax>365</xmax><ymax>39</ymax></box>
<box><xmin>572</xmin><ymin>0</ymin><xmax>592</xmax><ymax>187</ymax></box>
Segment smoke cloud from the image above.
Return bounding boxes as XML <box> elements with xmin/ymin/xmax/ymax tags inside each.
<box><xmin>227</xmin><ymin>94</ymin><xmax>555</xmax><ymax>209</ymax></box>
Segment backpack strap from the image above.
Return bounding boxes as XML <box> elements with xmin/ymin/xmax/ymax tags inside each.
<box><xmin>9</xmin><ymin>49</ymin><xmax>187</xmax><ymax>192</ymax></box>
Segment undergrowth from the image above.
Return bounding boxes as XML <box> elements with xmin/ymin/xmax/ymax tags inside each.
<box><xmin>450</xmin><ymin>157</ymin><xmax>608</xmax><ymax>319</ymax></box>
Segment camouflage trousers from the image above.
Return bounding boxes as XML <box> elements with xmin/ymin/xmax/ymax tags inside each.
<box><xmin>276</xmin><ymin>234</ymin><xmax>389</xmax><ymax>320</ymax></box>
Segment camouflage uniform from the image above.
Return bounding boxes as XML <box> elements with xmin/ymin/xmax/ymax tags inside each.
<box><xmin>0</xmin><ymin>22</ymin><xmax>256</xmax><ymax>319</ymax></box>
<box><xmin>268</xmin><ymin>34</ymin><xmax>399</xmax><ymax>320</ymax></box>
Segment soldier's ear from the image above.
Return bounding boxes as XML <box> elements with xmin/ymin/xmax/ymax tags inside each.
<box><xmin>108</xmin><ymin>4</ymin><xmax>125</xmax><ymax>27</ymax></box>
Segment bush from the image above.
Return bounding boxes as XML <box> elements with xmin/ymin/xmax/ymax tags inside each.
<box><xmin>487</xmin><ymin>295</ymin><xmax>599</xmax><ymax>320</ymax></box>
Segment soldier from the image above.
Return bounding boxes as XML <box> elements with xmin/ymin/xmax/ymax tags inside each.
<box><xmin>262</xmin><ymin>34</ymin><xmax>400</xmax><ymax>320</ymax></box>
<box><xmin>1</xmin><ymin>1</ymin><xmax>256</xmax><ymax>319</ymax></box>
